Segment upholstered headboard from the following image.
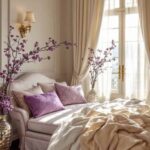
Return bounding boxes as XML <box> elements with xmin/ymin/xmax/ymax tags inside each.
<box><xmin>8</xmin><ymin>73</ymin><xmax>55</xmax><ymax>102</ymax></box>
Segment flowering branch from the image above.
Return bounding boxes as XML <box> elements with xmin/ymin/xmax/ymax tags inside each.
<box><xmin>0</xmin><ymin>26</ymin><xmax>75</xmax><ymax>114</ymax></box>
<box><xmin>88</xmin><ymin>40</ymin><xmax>116</xmax><ymax>89</ymax></box>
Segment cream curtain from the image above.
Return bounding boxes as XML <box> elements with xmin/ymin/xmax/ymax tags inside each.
<box><xmin>137</xmin><ymin>0</ymin><xmax>150</xmax><ymax>99</ymax></box>
<box><xmin>137</xmin><ymin>0</ymin><xmax>150</xmax><ymax>63</ymax></box>
<box><xmin>71</xmin><ymin>0</ymin><xmax>104</xmax><ymax>85</ymax></box>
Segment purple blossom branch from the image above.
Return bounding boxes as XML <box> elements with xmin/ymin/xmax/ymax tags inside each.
<box><xmin>0</xmin><ymin>26</ymin><xmax>75</xmax><ymax>114</ymax></box>
<box><xmin>88</xmin><ymin>40</ymin><xmax>116</xmax><ymax>89</ymax></box>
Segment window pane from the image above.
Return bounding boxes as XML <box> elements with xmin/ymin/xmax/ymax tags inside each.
<box><xmin>126</xmin><ymin>28</ymin><xmax>138</xmax><ymax>41</ymax></box>
<box><xmin>126</xmin><ymin>14</ymin><xmax>138</xmax><ymax>27</ymax></box>
<box><xmin>102</xmin><ymin>29</ymin><xmax>119</xmax><ymax>42</ymax></box>
<box><xmin>126</xmin><ymin>14</ymin><xmax>139</xmax><ymax>41</ymax></box>
<box><xmin>112</xmin><ymin>57</ymin><xmax>119</xmax><ymax>72</ymax></box>
<box><xmin>102</xmin><ymin>16</ymin><xmax>119</xmax><ymax>29</ymax></box>
<box><xmin>112</xmin><ymin>74</ymin><xmax>118</xmax><ymax>90</ymax></box>
<box><xmin>105</xmin><ymin>0</ymin><xmax>120</xmax><ymax>10</ymax></box>
<box><xmin>100</xmin><ymin>16</ymin><xmax>119</xmax><ymax>45</ymax></box>
<box><xmin>125</xmin><ymin>0</ymin><xmax>137</xmax><ymax>8</ymax></box>
<box><xmin>125</xmin><ymin>14</ymin><xmax>139</xmax><ymax>68</ymax></box>
<box><xmin>98</xmin><ymin>15</ymin><xmax>119</xmax><ymax>91</ymax></box>
<box><xmin>126</xmin><ymin>41</ymin><xmax>138</xmax><ymax>49</ymax></box>
<box><xmin>112</xmin><ymin>42</ymin><xmax>119</xmax><ymax>58</ymax></box>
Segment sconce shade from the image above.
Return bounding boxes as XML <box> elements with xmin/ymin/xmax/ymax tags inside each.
<box><xmin>17</xmin><ymin>11</ymin><xmax>36</xmax><ymax>38</ymax></box>
<box><xmin>25</xmin><ymin>11</ymin><xmax>36</xmax><ymax>23</ymax></box>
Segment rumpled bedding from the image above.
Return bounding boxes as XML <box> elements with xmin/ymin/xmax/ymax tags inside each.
<box><xmin>47</xmin><ymin>99</ymin><xmax>150</xmax><ymax>150</ymax></box>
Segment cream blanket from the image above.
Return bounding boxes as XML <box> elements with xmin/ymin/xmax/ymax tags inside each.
<box><xmin>48</xmin><ymin>99</ymin><xmax>150</xmax><ymax>150</ymax></box>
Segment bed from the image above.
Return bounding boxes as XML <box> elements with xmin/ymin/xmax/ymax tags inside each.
<box><xmin>48</xmin><ymin>99</ymin><xmax>150</xmax><ymax>150</ymax></box>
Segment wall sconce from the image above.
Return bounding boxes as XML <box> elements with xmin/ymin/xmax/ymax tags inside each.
<box><xmin>18</xmin><ymin>11</ymin><xmax>36</xmax><ymax>38</ymax></box>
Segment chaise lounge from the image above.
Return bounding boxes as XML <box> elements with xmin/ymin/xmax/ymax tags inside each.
<box><xmin>9</xmin><ymin>73</ymin><xmax>93</xmax><ymax>150</ymax></box>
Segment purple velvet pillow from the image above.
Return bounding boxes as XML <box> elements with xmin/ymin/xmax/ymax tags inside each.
<box><xmin>24</xmin><ymin>91</ymin><xmax>64</xmax><ymax>117</ymax></box>
<box><xmin>55</xmin><ymin>83</ymin><xmax>86</xmax><ymax>105</ymax></box>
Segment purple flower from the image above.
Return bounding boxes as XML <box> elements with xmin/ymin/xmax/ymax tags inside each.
<box><xmin>5</xmin><ymin>53</ymin><xmax>11</xmax><ymax>58</ymax></box>
<box><xmin>13</xmin><ymin>38</ymin><xmax>17</xmax><ymax>42</ymax></box>
<box><xmin>48</xmin><ymin>47</ymin><xmax>53</xmax><ymax>51</ymax></box>
<box><xmin>34</xmin><ymin>41</ymin><xmax>39</xmax><ymax>47</ymax></box>
<box><xmin>23</xmin><ymin>39</ymin><xmax>27</xmax><ymax>43</ymax></box>
<box><xmin>23</xmin><ymin>54</ymin><xmax>29</xmax><ymax>60</ymax></box>
<box><xmin>0</xmin><ymin>94</ymin><xmax>13</xmax><ymax>113</ymax></box>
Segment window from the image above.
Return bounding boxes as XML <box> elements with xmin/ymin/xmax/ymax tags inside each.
<box><xmin>96</xmin><ymin>0</ymin><xmax>148</xmax><ymax>99</ymax></box>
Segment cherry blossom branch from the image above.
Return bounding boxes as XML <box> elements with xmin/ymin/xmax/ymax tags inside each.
<box><xmin>0</xmin><ymin>26</ymin><xmax>75</xmax><ymax>114</ymax></box>
<box><xmin>88</xmin><ymin>40</ymin><xmax>116</xmax><ymax>89</ymax></box>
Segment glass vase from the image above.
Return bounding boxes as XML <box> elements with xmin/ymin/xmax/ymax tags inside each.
<box><xmin>86</xmin><ymin>88</ymin><xmax>97</xmax><ymax>102</ymax></box>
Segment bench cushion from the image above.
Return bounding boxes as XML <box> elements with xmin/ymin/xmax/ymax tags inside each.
<box><xmin>27</xmin><ymin>103</ymin><xmax>97</xmax><ymax>135</ymax></box>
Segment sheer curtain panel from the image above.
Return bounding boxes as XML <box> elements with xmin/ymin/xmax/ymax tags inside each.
<box><xmin>137</xmin><ymin>0</ymin><xmax>150</xmax><ymax>99</ymax></box>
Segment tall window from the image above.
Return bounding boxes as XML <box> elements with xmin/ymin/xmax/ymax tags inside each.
<box><xmin>96</xmin><ymin>0</ymin><xmax>149</xmax><ymax>100</ymax></box>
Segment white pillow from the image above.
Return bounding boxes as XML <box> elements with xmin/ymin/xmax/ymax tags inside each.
<box><xmin>37</xmin><ymin>82</ymin><xmax>67</xmax><ymax>93</ymax></box>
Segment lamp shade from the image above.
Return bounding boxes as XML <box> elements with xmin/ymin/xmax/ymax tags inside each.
<box><xmin>25</xmin><ymin>11</ymin><xmax>36</xmax><ymax>23</ymax></box>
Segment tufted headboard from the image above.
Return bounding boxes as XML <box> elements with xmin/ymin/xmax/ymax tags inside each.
<box><xmin>8</xmin><ymin>73</ymin><xmax>55</xmax><ymax>105</ymax></box>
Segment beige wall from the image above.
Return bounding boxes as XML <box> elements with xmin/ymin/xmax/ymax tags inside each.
<box><xmin>0</xmin><ymin>0</ymin><xmax>73</xmax><ymax>83</ymax></box>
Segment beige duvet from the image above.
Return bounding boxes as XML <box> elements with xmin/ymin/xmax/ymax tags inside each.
<box><xmin>48</xmin><ymin>99</ymin><xmax>150</xmax><ymax>150</ymax></box>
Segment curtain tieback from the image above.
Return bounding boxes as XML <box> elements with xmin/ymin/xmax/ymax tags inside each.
<box><xmin>72</xmin><ymin>72</ymin><xmax>83</xmax><ymax>85</ymax></box>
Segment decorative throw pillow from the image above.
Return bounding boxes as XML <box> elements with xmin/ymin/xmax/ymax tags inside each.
<box><xmin>38</xmin><ymin>82</ymin><xmax>67</xmax><ymax>93</ymax></box>
<box><xmin>55</xmin><ymin>83</ymin><xmax>86</xmax><ymax>105</ymax></box>
<box><xmin>24</xmin><ymin>91</ymin><xmax>64</xmax><ymax>117</ymax></box>
<box><xmin>12</xmin><ymin>86</ymin><xmax>44</xmax><ymax>115</ymax></box>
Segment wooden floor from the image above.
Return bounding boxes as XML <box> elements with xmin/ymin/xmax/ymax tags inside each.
<box><xmin>10</xmin><ymin>139</ymin><xmax>19</xmax><ymax>150</ymax></box>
